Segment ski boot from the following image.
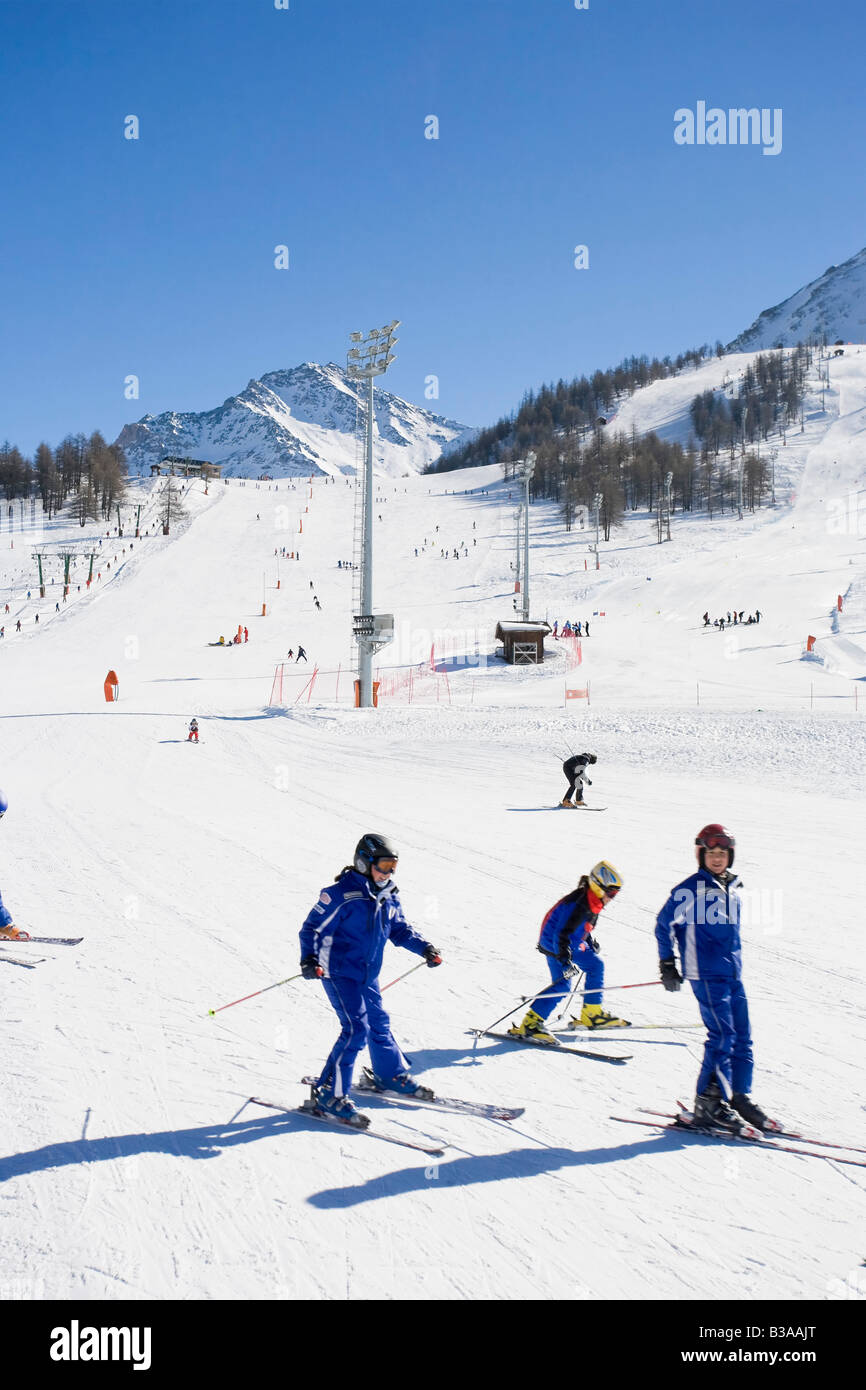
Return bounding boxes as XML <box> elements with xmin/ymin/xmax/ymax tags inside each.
<box><xmin>307</xmin><ymin>1084</ymin><xmax>370</xmax><ymax>1129</ymax></box>
<box><xmin>560</xmin><ymin>798</ymin><xmax>574</xmax><ymax>808</ymax></box>
<box><xmin>507</xmin><ymin>1009</ymin><xmax>557</xmax><ymax>1044</ymax></box>
<box><xmin>363</xmin><ymin>1070</ymin><xmax>435</xmax><ymax>1101</ymax></box>
<box><xmin>572</xmin><ymin>1004</ymin><xmax>631</xmax><ymax>1030</ymax></box>
<box><xmin>731</xmin><ymin>1092</ymin><xmax>771</xmax><ymax>1131</ymax></box>
<box><xmin>691</xmin><ymin>1080</ymin><xmax>745</xmax><ymax>1135</ymax></box>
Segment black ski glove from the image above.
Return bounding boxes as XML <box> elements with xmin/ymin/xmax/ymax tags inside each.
<box><xmin>585</xmin><ymin>777</ymin><xmax>592</xmax><ymax>786</ymax></box>
<box><xmin>558</xmin><ymin>956</ymin><xmax>579</xmax><ymax>978</ymax></box>
<box><xmin>301</xmin><ymin>955</ymin><xmax>323</xmax><ymax>980</ymax></box>
<box><xmin>659</xmin><ymin>958</ymin><xmax>682</xmax><ymax>991</ymax></box>
<box><xmin>423</xmin><ymin>945</ymin><xmax>442</xmax><ymax>967</ymax></box>
<box><xmin>584</xmin><ymin>934</ymin><xmax>600</xmax><ymax>955</ymax></box>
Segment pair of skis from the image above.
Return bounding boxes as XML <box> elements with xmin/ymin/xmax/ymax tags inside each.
<box><xmin>473</xmin><ymin>1028</ymin><xmax>632</xmax><ymax>1064</ymax></box>
<box><xmin>250</xmin><ymin>1068</ymin><xmax>527</xmax><ymax>1156</ymax></box>
<box><xmin>612</xmin><ymin>1107</ymin><xmax>866</xmax><ymax>1167</ymax></box>
<box><xmin>0</xmin><ymin>936</ymin><xmax>82</xmax><ymax>969</ymax></box>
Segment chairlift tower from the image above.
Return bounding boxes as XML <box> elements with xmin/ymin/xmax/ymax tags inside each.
<box><xmin>521</xmin><ymin>452</ymin><xmax>537</xmax><ymax>621</ymax></box>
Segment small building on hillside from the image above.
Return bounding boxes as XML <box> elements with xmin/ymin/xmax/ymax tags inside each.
<box><xmin>150</xmin><ymin>456</ymin><xmax>222</xmax><ymax>479</ymax></box>
<box><xmin>495</xmin><ymin>620</ymin><xmax>552</xmax><ymax>664</ymax></box>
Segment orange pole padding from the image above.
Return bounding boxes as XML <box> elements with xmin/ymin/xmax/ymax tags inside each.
<box><xmin>806</xmin><ymin>635</ymin><xmax>816</xmax><ymax>653</ymax></box>
<box><xmin>299</xmin><ymin>520</ymin><xmax>302</xmax><ymax>532</ymax></box>
<box><xmin>276</xmin><ymin>579</ymin><xmax>281</xmax><ymax>589</ymax></box>
<box><xmin>514</xmin><ymin>580</ymin><xmax>520</xmax><ymax>593</ymax></box>
<box><xmin>837</xmin><ymin>595</ymin><xmax>843</xmax><ymax>612</ymax></box>
<box><xmin>262</xmin><ymin>603</ymin><xmax>267</xmax><ymax>617</ymax></box>
<box><xmin>104</xmin><ymin>670</ymin><xmax>119</xmax><ymax>702</ymax></box>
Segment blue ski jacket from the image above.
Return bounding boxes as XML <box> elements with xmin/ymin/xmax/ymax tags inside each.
<box><xmin>299</xmin><ymin>869</ymin><xmax>431</xmax><ymax>983</ymax></box>
<box><xmin>0</xmin><ymin>886</ymin><xmax>12</xmax><ymax>930</ymax></box>
<box><xmin>537</xmin><ymin>879</ymin><xmax>600</xmax><ymax>965</ymax></box>
<box><xmin>654</xmin><ymin>868</ymin><xmax>743</xmax><ymax>981</ymax></box>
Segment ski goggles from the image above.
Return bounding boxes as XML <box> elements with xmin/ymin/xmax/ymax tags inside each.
<box><xmin>701</xmin><ymin>833</ymin><xmax>734</xmax><ymax>851</ymax></box>
<box><xmin>372</xmin><ymin>857</ymin><xmax>398</xmax><ymax>874</ymax></box>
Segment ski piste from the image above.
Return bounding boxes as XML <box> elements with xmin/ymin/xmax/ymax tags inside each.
<box><xmin>249</xmin><ymin>1096</ymin><xmax>447</xmax><ymax>1156</ymax></box>
<box><xmin>640</xmin><ymin>1107</ymin><xmax>866</xmax><ymax>1156</ymax></box>
<box><xmin>611</xmin><ymin>1111</ymin><xmax>866</xmax><ymax>1167</ymax></box>
<box><xmin>474</xmin><ymin>1029</ymin><xmax>631</xmax><ymax>1063</ymax></box>
<box><xmin>340</xmin><ymin>1069</ymin><xmax>524</xmax><ymax>1122</ymax></box>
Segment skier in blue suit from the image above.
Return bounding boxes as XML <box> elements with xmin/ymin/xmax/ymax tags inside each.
<box><xmin>655</xmin><ymin>824</ymin><xmax>769</xmax><ymax>1133</ymax></box>
<box><xmin>0</xmin><ymin>789</ymin><xmax>28</xmax><ymax>943</ymax></box>
<box><xmin>299</xmin><ymin>833</ymin><xmax>442</xmax><ymax>1126</ymax></box>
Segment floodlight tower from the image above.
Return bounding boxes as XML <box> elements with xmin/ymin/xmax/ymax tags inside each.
<box><xmin>521</xmin><ymin>451</ymin><xmax>537</xmax><ymax>621</ymax></box>
<box><xmin>346</xmin><ymin>320</ymin><xmax>400</xmax><ymax>708</ymax></box>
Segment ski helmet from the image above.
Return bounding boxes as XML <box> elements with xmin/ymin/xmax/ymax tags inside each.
<box><xmin>586</xmin><ymin>753</ymin><xmax>597</xmax><ymax>764</ymax></box>
<box><xmin>354</xmin><ymin>832</ymin><xmax>399</xmax><ymax>877</ymax></box>
<box><xmin>695</xmin><ymin>824</ymin><xmax>735</xmax><ymax>868</ymax></box>
<box><xmin>588</xmin><ymin>861</ymin><xmax>623</xmax><ymax>899</ymax></box>
<box><xmin>0</xmin><ymin>789</ymin><xmax>6</xmax><ymax>818</ymax></box>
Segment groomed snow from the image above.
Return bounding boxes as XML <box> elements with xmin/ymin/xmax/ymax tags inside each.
<box><xmin>0</xmin><ymin>348</ymin><xmax>863</xmax><ymax>1303</ymax></box>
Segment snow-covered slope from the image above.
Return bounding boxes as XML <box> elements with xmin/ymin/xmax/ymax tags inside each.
<box><xmin>728</xmin><ymin>244</ymin><xmax>866</xmax><ymax>350</ymax></box>
<box><xmin>1</xmin><ymin>345</ymin><xmax>864</xmax><ymax>1304</ymax></box>
<box><xmin>115</xmin><ymin>362</ymin><xmax>474</xmax><ymax>480</ymax></box>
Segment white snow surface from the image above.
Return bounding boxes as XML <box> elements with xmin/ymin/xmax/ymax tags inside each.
<box><xmin>1</xmin><ymin>347</ymin><xmax>864</xmax><ymax>1303</ymax></box>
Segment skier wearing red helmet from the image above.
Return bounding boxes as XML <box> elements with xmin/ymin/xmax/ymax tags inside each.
<box><xmin>654</xmin><ymin>824</ymin><xmax>770</xmax><ymax>1134</ymax></box>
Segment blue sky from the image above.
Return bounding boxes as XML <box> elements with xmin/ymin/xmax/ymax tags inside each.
<box><xmin>2</xmin><ymin>0</ymin><xmax>865</xmax><ymax>454</ymax></box>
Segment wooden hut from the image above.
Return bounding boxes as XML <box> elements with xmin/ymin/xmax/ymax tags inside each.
<box><xmin>495</xmin><ymin>620</ymin><xmax>551</xmax><ymax>664</ymax></box>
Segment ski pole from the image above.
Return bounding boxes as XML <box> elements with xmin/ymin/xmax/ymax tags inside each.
<box><xmin>577</xmin><ymin>980</ymin><xmax>663</xmax><ymax>994</ymax></box>
<box><xmin>381</xmin><ymin>960</ymin><xmax>426</xmax><ymax>992</ymax></box>
<box><xmin>207</xmin><ymin>973</ymin><xmax>303</xmax><ymax>1016</ymax></box>
<box><xmin>476</xmin><ymin>973</ymin><xmax>572</xmax><ymax>1036</ymax></box>
<box><xmin>553</xmin><ymin>971</ymin><xmax>585</xmax><ymax>1024</ymax></box>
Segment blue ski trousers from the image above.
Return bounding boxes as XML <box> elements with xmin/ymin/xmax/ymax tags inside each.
<box><xmin>317</xmin><ymin>976</ymin><xmax>410</xmax><ymax>1097</ymax></box>
<box><xmin>690</xmin><ymin>977</ymin><xmax>754</xmax><ymax>1097</ymax></box>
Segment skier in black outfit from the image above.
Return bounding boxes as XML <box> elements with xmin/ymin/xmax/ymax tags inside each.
<box><xmin>561</xmin><ymin>752</ymin><xmax>597</xmax><ymax>807</ymax></box>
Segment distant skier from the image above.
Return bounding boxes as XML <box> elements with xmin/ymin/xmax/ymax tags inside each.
<box><xmin>298</xmin><ymin>833</ymin><xmax>442</xmax><ymax>1125</ymax></box>
<box><xmin>286</xmin><ymin>649</ymin><xmax>294</xmax><ymax>661</ymax></box>
<box><xmin>0</xmin><ymin>790</ymin><xmax>29</xmax><ymax>942</ymax></box>
<box><xmin>188</xmin><ymin>719</ymin><xmax>199</xmax><ymax>743</ymax></box>
<box><xmin>655</xmin><ymin>824</ymin><xmax>768</xmax><ymax>1133</ymax></box>
<box><xmin>561</xmin><ymin>751</ymin><xmax>597</xmax><ymax>807</ymax></box>
<box><xmin>295</xmin><ymin>646</ymin><xmax>307</xmax><ymax>662</ymax></box>
<box><xmin>508</xmin><ymin>862</ymin><xmax>627</xmax><ymax>1042</ymax></box>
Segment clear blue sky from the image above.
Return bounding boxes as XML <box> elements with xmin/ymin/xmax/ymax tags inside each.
<box><xmin>2</xmin><ymin>0</ymin><xmax>865</xmax><ymax>455</ymax></box>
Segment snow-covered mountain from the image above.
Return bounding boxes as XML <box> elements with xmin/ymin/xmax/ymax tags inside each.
<box><xmin>727</xmin><ymin>244</ymin><xmax>866</xmax><ymax>350</ymax></box>
<box><xmin>114</xmin><ymin>362</ymin><xmax>474</xmax><ymax>479</ymax></box>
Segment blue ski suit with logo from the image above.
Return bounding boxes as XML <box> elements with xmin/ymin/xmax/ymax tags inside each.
<box><xmin>299</xmin><ymin>868</ymin><xmax>434</xmax><ymax>1097</ymax></box>
<box><xmin>654</xmin><ymin>867</ymin><xmax>753</xmax><ymax>1097</ymax></box>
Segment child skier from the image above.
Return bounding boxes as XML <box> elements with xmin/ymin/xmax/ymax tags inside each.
<box><xmin>509</xmin><ymin>861</ymin><xmax>628</xmax><ymax>1042</ymax></box>
<box><xmin>188</xmin><ymin>719</ymin><xmax>199</xmax><ymax>743</ymax></box>
<box><xmin>298</xmin><ymin>833</ymin><xmax>442</xmax><ymax>1126</ymax></box>
<box><xmin>561</xmin><ymin>751</ymin><xmax>597</xmax><ymax>807</ymax></box>
<box><xmin>655</xmin><ymin>824</ymin><xmax>768</xmax><ymax>1133</ymax></box>
<box><xmin>0</xmin><ymin>790</ymin><xmax>29</xmax><ymax>942</ymax></box>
